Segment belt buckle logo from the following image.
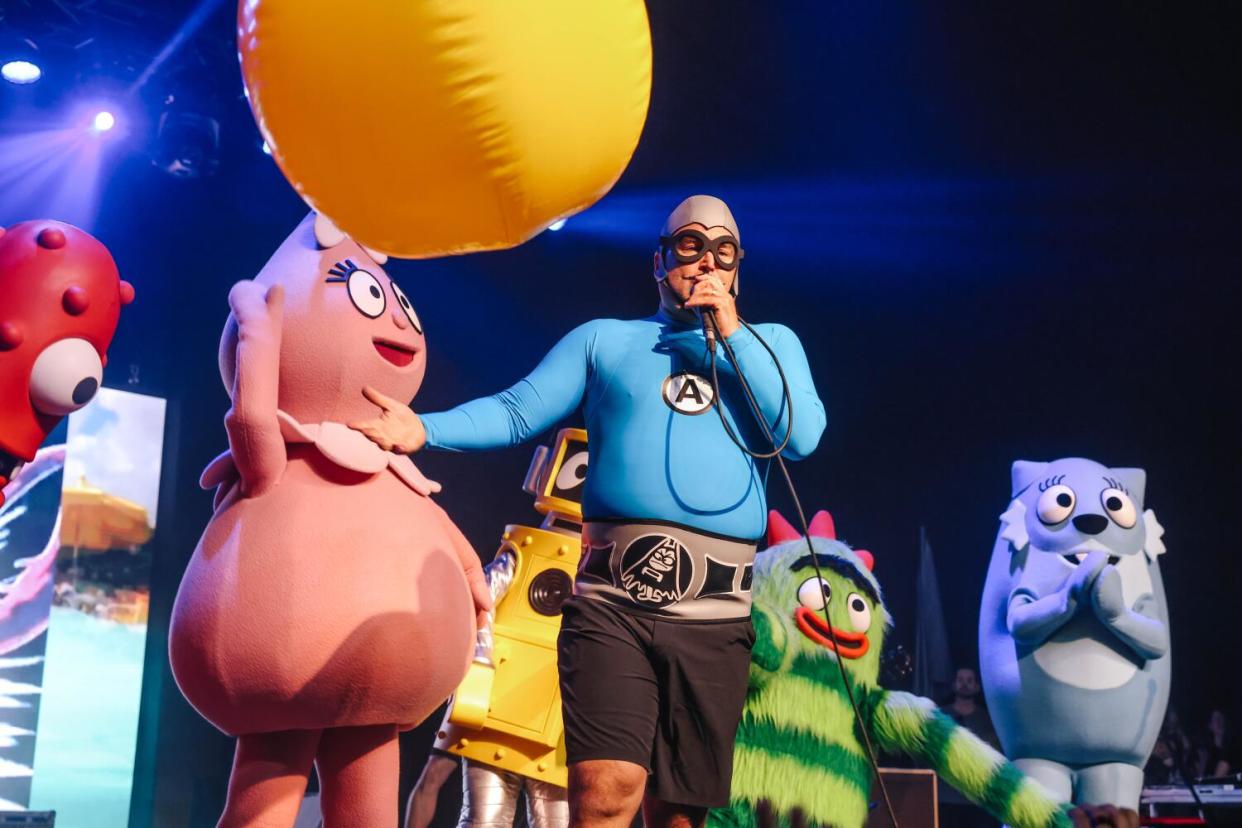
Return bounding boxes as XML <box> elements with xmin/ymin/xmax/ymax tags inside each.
<box><xmin>618</xmin><ymin>534</ymin><xmax>695</xmax><ymax>607</ymax></box>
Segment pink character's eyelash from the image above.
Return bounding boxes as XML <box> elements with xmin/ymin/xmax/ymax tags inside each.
<box><xmin>325</xmin><ymin>259</ymin><xmax>359</xmax><ymax>283</ymax></box>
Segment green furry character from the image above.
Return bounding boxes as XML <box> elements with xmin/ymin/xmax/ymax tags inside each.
<box><xmin>708</xmin><ymin>511</ymin><xmax>1074</xmax><ymax>828</ymax></box>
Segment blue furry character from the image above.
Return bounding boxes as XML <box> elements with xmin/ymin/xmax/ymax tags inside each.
<box><xmin>979</xmin><ymin>458</ymin><xmax>1170</xmax><ymax>809</ymax></box>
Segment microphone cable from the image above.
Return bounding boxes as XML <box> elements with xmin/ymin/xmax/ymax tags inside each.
<box><xmin>701</xmin><ymin>309</ymin><xmax>901</xmax><ymax>828</ymax></box>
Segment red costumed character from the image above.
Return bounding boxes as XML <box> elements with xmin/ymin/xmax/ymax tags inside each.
<box><xmin>169</xmin><ymin>214</ymin><xmax>491</xmax><ymax>828</ymax></box>
<box><xmin>0</xmin><ymin>221</ymin><xmax>134</xmax><ymax>507</ymax></box>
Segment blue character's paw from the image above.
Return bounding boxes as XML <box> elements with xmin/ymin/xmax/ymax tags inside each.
<box><xmin>1090</xmin><ymin>564</ymin><xmax>1127</xmax><ymax>621</ymax></box>
<box><xmin>1067</xmin><ymin>551</ymin><xmax>1109</xmax><ymax>599</ymax></box>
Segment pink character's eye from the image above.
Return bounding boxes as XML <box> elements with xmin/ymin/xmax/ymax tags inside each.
<box><xmin>326</xmin><ymin>259</ymin><xmax>386</xmax><ymax>319</ymax></box>
<box><xmin>389</xmin><ymin>279</ymin><xmax>422</xmax><ymax>334</ymax></box>
<box><xmin>345</xmin><ymin>269</ymin><xmax>386</xmax><ymax>318</ymax></box>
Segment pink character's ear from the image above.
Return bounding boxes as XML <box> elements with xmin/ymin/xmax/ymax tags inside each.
<box><xmin>807</xmin><ymin>510</ymin><xmax>836</xmax><ymax>540</ymax></box>
<box><xmin>854</xmin><ymin>549</ymin><xmax>875</xmax><ymax>571</ymax></box>
<box><xmin>313</xmin><ymin>213</ymin><xmax>346</xmax><ymax>249</ymax></box>
<box><xmin>766</xmin><ymin>510</ymin><xmax>800</xmax><ymax>546</ymax></box>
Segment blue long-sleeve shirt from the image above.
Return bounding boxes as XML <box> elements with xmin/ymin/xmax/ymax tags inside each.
<box><xmin>422</xmin><ymin>310</ymin><xmax>825</xmax><ymax>539</ymax></box>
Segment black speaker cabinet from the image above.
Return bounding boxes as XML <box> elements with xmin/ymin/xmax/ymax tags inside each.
<box><xmin>864</xmin><ymin>768</ymin><xmax>938</xmax><ymax>828</ymax></box>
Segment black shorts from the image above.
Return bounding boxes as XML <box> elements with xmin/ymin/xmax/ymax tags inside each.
<box><xmin>557</xmin><ymin>595</ymin><xmax>755</xmax><ymax>808</ymax></box>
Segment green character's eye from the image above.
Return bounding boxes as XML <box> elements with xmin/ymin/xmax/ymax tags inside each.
<box><xmin>797</xmin><ymin>577</ymin><xmax>831</xmax><ymax>611</ymax></box>
<box><xmin>846</xmin><ymin>593</ymin><xmax>872</xmax><ymax>633</ymax></box>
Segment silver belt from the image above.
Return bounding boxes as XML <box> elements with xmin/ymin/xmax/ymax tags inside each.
<box><xmin>574</xmin><ymin>521</ymin><xmax>756</xmax><ymax>621</ymax></box>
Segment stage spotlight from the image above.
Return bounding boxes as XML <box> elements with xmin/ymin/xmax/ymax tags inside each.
<box><xmin>2</xmin><ymin>60</ymin><xmax>41</xmax><ymax>85</ymax></box>
<box><xmin>91</xmin><ymin>111</ymin><xmax>117</xmax><ymax>133</ymax></box>
<box><xmin>151</xmin><ymin>110</ymin><xmax>220</xmax><ymax>179</ymax></box>
<box><xmin>548</xmin><ymin>219</ymin><xmax>567</xmax><ymax>231</ymax></box>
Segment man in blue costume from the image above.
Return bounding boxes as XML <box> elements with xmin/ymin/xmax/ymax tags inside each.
<box><xmin>352</xmin><ymin>196</ymin><xmax>826</xmax><ymax>828</ymax></box>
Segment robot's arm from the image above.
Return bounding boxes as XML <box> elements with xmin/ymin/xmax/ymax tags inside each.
<box><xmin>871</xmin><ymin>691</ymin><xmax>1073</xmax><ymax>828</ymax></box>
<box><xmin>445</xmin><ymin>546</ymin><xmax>508</xmax><ymax>730</ymax></box>
<box><xmin>1089</xmin><ymin>569</ymin><xmax>1169</xmax><ymax>660</ymax></box>
<box><xmin>222</xmin><ymin>281</ymin><xmax>288</xmax><ymax>497</ymax></box>
<box><xmin>474</xmin><ymin>550</ymin><xmax>517</xmax><ymax>662</ymax></box>
<box><xmin>1007</xmin><ymin>552</ymin><xmax>1108</xmax><ymax>647</ymax></box>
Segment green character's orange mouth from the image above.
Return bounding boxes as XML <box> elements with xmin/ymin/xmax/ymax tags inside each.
<box><xmin>794</xmin><ymin>606</ymin><xmax>870</xmax><ymax>659</ymax></box>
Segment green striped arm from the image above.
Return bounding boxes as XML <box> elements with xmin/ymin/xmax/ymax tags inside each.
<box><xmin>870</xmin><ymin>691</ymin><xmax>1074</xmax><ymax>828</ymax></box>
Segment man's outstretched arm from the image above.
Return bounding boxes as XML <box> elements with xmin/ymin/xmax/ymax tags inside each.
<box><xmin>350</xmin><ymin>321</ymin><xmax>598</xmax><ymax>453</ymax></box>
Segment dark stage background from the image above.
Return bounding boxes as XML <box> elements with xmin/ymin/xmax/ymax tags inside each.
<box><xmin>2</xmin><ymin>2</ymin><xmax>1239</xmax><ymax>825</ymax></box>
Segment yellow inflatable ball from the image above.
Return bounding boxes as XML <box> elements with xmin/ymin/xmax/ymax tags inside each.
<box><xmin>239</xmin><ymin>0</ymin><xmax>651</xmax><ymax>258</ymax></box>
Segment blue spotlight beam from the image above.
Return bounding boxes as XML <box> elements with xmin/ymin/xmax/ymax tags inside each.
<box><xmin>128</xmin><ymin>0</ymin><xmax>228</xmax><ymax>95</ymax></box>
<box><xmin>0</xmin><ymin>129</ymin><xmax>108</xmax><ymax>231</ymax></box>
<box><xmin>557</xmin><ymin>173</ymin><xmax>1222</xmax><ymax>295</ymax></box>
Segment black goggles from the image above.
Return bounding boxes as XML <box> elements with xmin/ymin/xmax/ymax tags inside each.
<box><xmin>659</xmin><ymin>229</ymin><xmax>744</xmax><ymax>270</ymax></box>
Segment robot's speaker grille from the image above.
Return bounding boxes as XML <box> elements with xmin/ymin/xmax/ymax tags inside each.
<box><xmin>528</xmin><ymin>569</ymin><xmax>573</xmax><ymax>616</ymax></box>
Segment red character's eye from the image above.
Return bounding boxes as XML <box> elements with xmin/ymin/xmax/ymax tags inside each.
<box><xmin>29</xmin><ymin>338</ymin><xmax>103</xmax><ymax>415</ymax></box>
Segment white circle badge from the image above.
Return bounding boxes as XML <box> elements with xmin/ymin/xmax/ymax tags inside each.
<box><xmin>661</xmin><ymin>372</ymin><xmax>715</xmax><ymax>415</ymax></box>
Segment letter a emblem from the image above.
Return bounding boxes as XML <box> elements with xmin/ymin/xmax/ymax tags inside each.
<box><xmin>661</xmin><ymin>372</ymin><xmax>714</xmax><ymax>415</ymax></box>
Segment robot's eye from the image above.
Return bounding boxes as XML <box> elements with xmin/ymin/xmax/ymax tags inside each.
<box><xmin>346</xmin><ymin>269</ymin><xmax>386</xmax><ymax>318</ymax></box>
<box><xmin>846</xmin><ymin>593</ymin><xmax>872</xmax><ymax>633</ymax></box>
<box><xmin>797</xmin><ymin>577</ymin><xmax>831</xmax><ymax>611</ymax></box>
<box><xmin>1100</xmin><ymin>488</ymin><xmax>1137</xmax><ymax>529</ymax></box>
<box><xmin>389</xmin><ymin>279</ymin><xmax>422</xmax><ymax>333</ymax></box>
<box><xmin>555</xmin><ymin>451</ymin><xmax>589</xmax><ymax>491</ymax></box>
<box><xmin>1036</xmin><ymin>484</ymin><xmax>1076</xmax><ymax>525</ymax></box>
<box><xmin>29</xmin><ymin>338</ymin><xmax>103</xmax><ymax>416</ymax></box>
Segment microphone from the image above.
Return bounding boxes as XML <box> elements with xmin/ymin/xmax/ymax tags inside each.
<box><xmin>699</xmin><ymin>308</ymin><xmax>718</xmax><ymax>351</ymax></box>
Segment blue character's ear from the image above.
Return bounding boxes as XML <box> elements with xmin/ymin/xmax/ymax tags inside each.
<box><xmin>1011</xmin><ymin>460</ymin><xmax>1048</xmax><ymax>497</ymax></box>
<box><xmin>1112</xmin><ymin>467</ymin><xmax>1147</xmax><ymax>506</ymax></box>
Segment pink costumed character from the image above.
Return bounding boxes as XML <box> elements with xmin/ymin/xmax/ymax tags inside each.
<box><xmin>169</xmin><ymin>214</ymin><xmax>490</xmax><ymax>828</ymax></box>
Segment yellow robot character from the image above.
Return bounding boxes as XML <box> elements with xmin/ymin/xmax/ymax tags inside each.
<box><xmin>432</xmin><ymin>428</ymin><xmax>587</xmax><ymax>828</ymax></box>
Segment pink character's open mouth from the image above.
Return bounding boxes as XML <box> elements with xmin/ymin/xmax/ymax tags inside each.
<box><xmin>373</xmin><ymin>338</ymin><xmax>417</xmax><ymax>367</ymax></box>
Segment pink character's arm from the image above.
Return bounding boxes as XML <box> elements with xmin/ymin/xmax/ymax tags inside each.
<box><xmin>430</xmin><ymin>503</ymin><xmax>493</xmax><ymax>627</ymax></box>
<box><xmin>223</xmin><ymin>281</ymin><xmax>287</xmax><ymax>497</ymax></box>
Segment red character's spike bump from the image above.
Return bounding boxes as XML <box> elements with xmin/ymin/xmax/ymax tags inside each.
<box><xmin>0</xmin><ymin>322</ymin><xmax>22</xmax><ymax>350</ymax></box>
<box><xmin>807</xmin><ymin>510</ymin><xmax>836</xmax><ymax>539</ymax></box>
<box><xmin>854</xmin><ymin>549</ymin><xmax>875</xmax><ymax>571</ymax></box>
<box><xmin>119</xmin><ymin>280</ymin><xmax>135</xmax><ymax>305</ymax></box>
<box><xmin>63</xmin><ymin>286</ymin><xmax>90</xmax><ymax>315</ymax></box>
<box><xmin>766</xmin><ymin>509</ymin><xmax>801</xmax><ymax>546</ymax></box>
<box><xmin>37</xmin><ymin>227</ymin><xmax>67</xmax><ymax>249</ymax></box>
<box><xmin>0</xmin><ymin>219</ymin><xmax>126</xmax><ymax>456</ymax></box>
